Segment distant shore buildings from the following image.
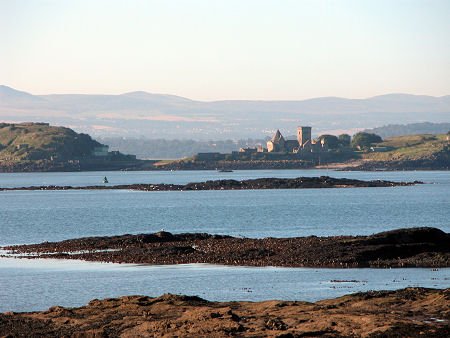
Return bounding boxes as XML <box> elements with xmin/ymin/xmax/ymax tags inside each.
<box><xmin>240</xmin><ymin>126</ymin><xmax>328</xmax><ymax>153</ymax></box>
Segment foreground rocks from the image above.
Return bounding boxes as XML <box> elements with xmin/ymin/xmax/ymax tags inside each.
<box><xmin>4</xmin><ymin>227</ymin><xmax>449</xmax><ymax>268</ymax></box>
<box><xmin>1</xmin><ymin>288</ymin><xmax>449</xmax><ymax>337</ymax></box>
<box><xmin>0</xmin><ymin>176</ymin><xmax>421</xmax><ymax>191</ymax></box>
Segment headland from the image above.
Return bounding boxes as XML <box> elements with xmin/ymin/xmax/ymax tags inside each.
<box><xmin>0</xmin><ymin>122</ymin><xmax>145</xmax><ymax>172</ymax></box>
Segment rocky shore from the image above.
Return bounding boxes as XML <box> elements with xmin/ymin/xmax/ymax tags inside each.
<box><xmin>0</xmin><ymin>158</ymin><xmax>150</xmax><ymax>173</ymax></box>
<box><xmin>4</xmin><ymin>227</ymin><xmax>449</xmax><ymax>268</ymax></box>
<box><xmin>1</xmin><ymin>287</ymin><xmax>449</xmax><ymax>337</ymax></box>
<box><xmin>0</xmin><ymin>176</ymin><xmax>421</xmax><ymax>192</ymax></box>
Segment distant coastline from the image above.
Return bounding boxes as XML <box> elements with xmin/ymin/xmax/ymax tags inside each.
<box><xmin>1</xmin><ymin>122</ymin><xmax>448</xmax><ymax>172</ymax></box>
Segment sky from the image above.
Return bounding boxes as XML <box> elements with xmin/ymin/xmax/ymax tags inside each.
<box><xmin>1</xmin><ymin>0</ymin><xmax>449</xmax><ymax>100</ymax></box>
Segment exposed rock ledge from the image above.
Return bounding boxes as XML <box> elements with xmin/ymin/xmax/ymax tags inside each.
<box><xmin>1</xmin><ymin>288</ymin><xmax>449</xmax><ymax>337</ymax></box>
<box><xmin>0</xmin><ymin>176</ymin><xmax>422</xmax><ymax>191</ymax></box>
<box><xmin>3</xmin><ymin>227</ymin><xmax>449</xmax><ymax>268</ymax></box>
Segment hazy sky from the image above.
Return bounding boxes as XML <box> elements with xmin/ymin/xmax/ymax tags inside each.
<box><xmin>1</xmin><ymin>0</ymin><xmax>449</xmax><ymax>100</ymax></box>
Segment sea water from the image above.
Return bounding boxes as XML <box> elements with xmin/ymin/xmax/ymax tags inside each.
<box><xmin>0</xmin><ymin>170</ymin><xmax>449</xmax><ymax>312</ymax></box>
<box><xmin>1</xmin><ymin>258</ymin><xmax>448</xmax><ymax>313</ymax></box>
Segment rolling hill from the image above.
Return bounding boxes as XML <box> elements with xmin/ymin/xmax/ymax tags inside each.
<box><xmin>0</xmin><ymin>122</ymin><xmax>140</xmax><ymax>172</ymax></box>
<box><xmin>1</xmin><ymin>85</ymin><xmax>449</xmax><ymax>139</ymax></box>
<box><xmin>0</xmin><ymin>122</ymin><xmax>103</xmax><ymax>161</ymax></box>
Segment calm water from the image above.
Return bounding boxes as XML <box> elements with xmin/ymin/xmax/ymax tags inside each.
<box><xmin>0</xmin><ymin>170</ymin><xmax>449</xmax><ymax>312</ymax></box>
<box><xmin>1</xmin><ymin>258</ymin><xmax>448</xmax><ymax>313</ymax></box>
<box><xmin>0</xmin><ymin>168</ymin><xmax>449</xmax><ymax>188</ymax></box>
<box><xmin>1</xmin><ymin>170</ymin><xmax>448</xmax><ymax>246</ymax></box>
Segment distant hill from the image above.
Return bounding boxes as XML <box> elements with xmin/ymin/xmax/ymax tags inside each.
<box><xmin>0</xmin><ymin>122</ymin><xmax>103</xmax><ymax>161</ymax></box>
<box><xmin>0</xmin><ymin>122</ymin><xmax>145</xmax><ymax>172</ymax></box>
<box><xmin>364</xmin><ymin>122</ymin><xmax>450</xmax><ymax>138</ymax></box>
<box><xmin>1</xmin><ymin>85</ymin><xmax>449</xmax><ymax>139</ymax></box>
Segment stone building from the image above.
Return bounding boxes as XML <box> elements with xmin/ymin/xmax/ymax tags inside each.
<box><xmin>267</xmin><ymin>130</ymin><xmax>284</xmax><ymax>152</ymax></box>
<box><xmin>297</xmin><ymin>126</ymin><xmax>311</xmax><ymax>148</ymax></box>
<box><xmin>267</xmin><ymin>126</ymin><xmax>328</xmax><ymax>153</ymax></box>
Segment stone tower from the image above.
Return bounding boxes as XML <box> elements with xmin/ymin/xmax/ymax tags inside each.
<box><xmin>297</xmin><ymin>126</ymin><xmax>311</xmax><ymax>148</ymax></box>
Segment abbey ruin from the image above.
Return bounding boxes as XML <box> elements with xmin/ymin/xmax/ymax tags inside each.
<box><xmin>266</xmin><ymin>126</ymin><xmax>328</xmax><ymax>153</ymax></box>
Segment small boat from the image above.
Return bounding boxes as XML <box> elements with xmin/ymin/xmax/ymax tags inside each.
<box><xmin>103</xmin><ymin>176</ymin><xmax>109</xmax><ymax>183</ymax></box>
<box><xmin>219</xmin><ymin>169</ymin><xmax>233</xmax><ymax>173</ymax></box>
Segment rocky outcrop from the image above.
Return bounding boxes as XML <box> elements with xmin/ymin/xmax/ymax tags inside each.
<box><xmin>4</xmin><ymin>227</ymin><xmax>449</xmax><ymax>268</ymax></box>
<box><xmin>1</xmin><ymin>288</ymin><xmax>449</xmax><ymax>337</ymax></box>
<box><xmin>0</xmin><ymin>176</ymin><xmax>422</xmax><ymax>191</ymax></box>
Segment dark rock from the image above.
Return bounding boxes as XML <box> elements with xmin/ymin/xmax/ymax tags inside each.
<box><xmin>0</xmin><ymin>176</ymin><xmax>421</xmax><ymax>192</ymax></box>
<box><xmin>3</xmin><ymin>227</ymin><xmax>448</xmax><ymax>268</ymax></box>
<box><xmin>364</xmin><ymin>227</ymin><xmax>449</xmax><ymax>245</ymax></box>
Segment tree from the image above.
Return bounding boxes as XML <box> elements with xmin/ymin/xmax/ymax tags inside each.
<box><xmin>338</xmin><ymin>134</ymin><xmax>351</xmax><ymax>147</ymax></box>
<box><xmin>318</xmin><ymin>134</ymin><xmax>339</xmax><ymax>149</ymax></box>
<box><xmin>351</xmin><ymin>132</ymin><xmax>383</xmax><ymax>149</ymax></box>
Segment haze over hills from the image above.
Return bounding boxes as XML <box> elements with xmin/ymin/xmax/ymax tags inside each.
<box><xmin>1</xmin><ymin>85</ymin><xmax>449</xmax><ymax>139</ymax></box>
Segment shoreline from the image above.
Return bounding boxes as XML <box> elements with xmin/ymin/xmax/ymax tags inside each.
<box><xmin>1</xmin><ymin>288</ymin><xmax>449</xmax><ymax>337</ymax></box>
<box><xmin>4</xmin><ymin>227</ymin><xmax>449</xmax><ymax>268</ymax></box>
<box><xmin>1</xmin><ymin>159</ymin><xmax>448</xmax><ymax>173</ymax></box>
<box><xmin>0</xmin><ymin>175</ymin><xmax>421</xmax><ymax>191</ymax></box>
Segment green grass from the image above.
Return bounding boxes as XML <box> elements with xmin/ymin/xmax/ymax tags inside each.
<box><xmin>0</xmin><ymin>122</ymin><xmax>102</xmax><ymax>161</ymax></box>
<box><xmin>362</xmin><ymin>134</ymin><xmax>449</xmax><ymax>161</ymax></box>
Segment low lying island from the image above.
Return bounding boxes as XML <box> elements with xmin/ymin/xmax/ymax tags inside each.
<box><xmin>0</xmin><ymin>175</ymin><xmax>422</xmax><ymax>191</ymax></box>
<box><xmin>3</xmin><ymin>227</ymin><xmax>449</xmax><ymax>268</ymax></box>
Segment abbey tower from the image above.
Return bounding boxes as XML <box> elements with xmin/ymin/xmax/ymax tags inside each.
<box><xmin>297</xmin><ymin>126</ymin><xmax>311</xmax><ymax>148</ymax></box>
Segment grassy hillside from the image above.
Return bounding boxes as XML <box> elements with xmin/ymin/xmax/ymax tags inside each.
<box><xmin>0</xmin><ymin>122</ymin><xmax>103</xmax><ymax>161</ymax></box>
<box><xmin>362</xmin><ymin>134</ymin><xmax>449</xmax><ymax>161</ymax></box>
<box><xmin>363</xmin><ymin>122</ymin><xmax>450</xmax><ymax>138</ymax></box>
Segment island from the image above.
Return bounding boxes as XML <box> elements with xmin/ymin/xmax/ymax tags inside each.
<box><xmin>148</xmin><ymin>129</ymin><xmax>450</xmax><ymax>171</ymax></box>
<box><xmin>1</xmin><ymin>122</ymin><xmax>448</xmax><ymax>172</ymax></box>
<box><xmin>3</xmin><ymin>227</ymin><xmax>449</xmax><ymax>268</ymax></box>
<box><xmin>0</xmin><ymin>176</ymin><xmax>422</xmax><ymax>191</ymax></box>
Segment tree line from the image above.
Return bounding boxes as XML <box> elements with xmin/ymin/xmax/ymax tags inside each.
<box><xmin>318</xmin><ymin>133</ymin><xmax>382</xmax><ymax>150</ymax></box>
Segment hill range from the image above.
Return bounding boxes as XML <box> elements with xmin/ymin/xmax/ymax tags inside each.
<box><xmin>1</xmin><ymin>85</ymin><xmax>449</xmax><ymax>139</ymax></box>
